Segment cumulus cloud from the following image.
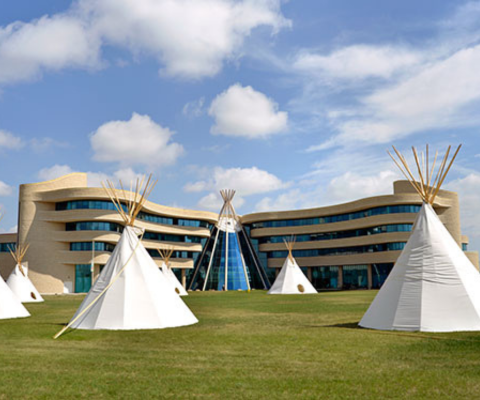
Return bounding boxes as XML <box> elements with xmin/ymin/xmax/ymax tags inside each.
<box><xmin>184</xmin><ymin>166</ymin><xmax>287</xmax><ymax>196</ymax></box>
<box><xmin>0</xmin><ymin>130</ymin><xmax>23</xmax><ymax>149</ymax></box>
<box><xmin>209</xmin><ymin>83</ymin><xmax>288</xmax><ymax>138</ymax></box>
<box><xmin>90</xmin><ymin>113</ymin><xmax>184</xmax><ymax>167</ymax></box>
<box><xmin>38</xmin><ymin>164</ymin><xmax>75</xmax><ymax>181</ymax></box>
<box><xmin>294</xmin><ymin>45</ymin><xmax>421</xmax><ymax>80</ymax></box>
<box><xmin>446</xmin><ymin>172</ymin><xmax>480</xmax><ymax>250</ymax></box>
<box><xmin>198</xmin><ymin>192</ymin><xmax>245</xmax><ymax>211</ymax></box>
<box><xmin>182</xmin><ymin>97</ymin><xmax>205</xmax><ymax>118</ymax></box>
<box><xmin>0</xmin><ymin>181</ymin><xmax>13</xmax><ymax>196</ymax></box>
<box><xmin>0</xmin><ymin>14</ymin><xmax>100</xmax><ymax>84</ymax></box>
<box><xmin>185</xmin><ymin>166</ymin><xmax>287</xmax><ymax>210</ymax></box>
<box><xmin>37</xmin><ymin>164</ymin><xmax>143</xmax><ymax>187</ymax></box>
<box><xmin>325</xmin><ymin>170</ymin><xmax>400</xmax><ymax>204</ymax></box>
<box><xmin>255</xmin><ymin>189</ymin><xmax>302</xmax><ymax>212</ymax></box>
<box><xmin>0</xmin><ymin>0</ymin><xmax>289</xmax><ymax>84</ymax></box>
<box><xmin>80</xmin><ymin>0</ymin><xmax>290</xmax><ymax>79</ymax></box>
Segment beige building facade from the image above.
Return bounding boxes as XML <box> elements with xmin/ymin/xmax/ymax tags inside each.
<box><xmin>0</xmin><ymin>174</ymin><xmax>477</xmax><ymax>294</ymax></box>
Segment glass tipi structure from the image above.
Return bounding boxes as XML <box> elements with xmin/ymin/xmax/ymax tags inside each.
<box><xmin>188</xmin><ymin>190</ymin><xmax>270</xmax><ymax>291</ymax></box>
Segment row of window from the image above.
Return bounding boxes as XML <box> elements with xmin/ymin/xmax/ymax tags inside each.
<box><xmin>146</xmin><ymin>249</ymin><xmax>197</xmax><ymax>260</ymax></box>
<box><xmin>267</xmin><ymin>242</ymin><xmax>406</xmax><ymax>258</ymax></box>
<box><xmin>250</xmin><ymin>204</ymin><xmax>421</xmax><ymax>229</ymax></box>
<box><xmin>56</xmin><ymin>200</ymin><xmax>212</xmax><ymax>229</ymax></box>
<box><xmin>69</xmin><ymin>242</ymin><xmax>202</xmax><ymax>263</ymax></box>
<box><xmin>258</xmin><ymin>224</ymin><xmax>413</xmax><ymax>244</ymax></box>
<box><xmin>70</xmin><ymin>242</ymin><xmax>116</xmax><ymax>252</ymax></box>
<box><xmin>65</xmin><ymin>221</ymin><xmax>206</xmax><ymax>245</ymax></box>
<box><xmin>66</xmin><ymin>221</ymin><xmax>123</xmax><ymax>232</ymax></box>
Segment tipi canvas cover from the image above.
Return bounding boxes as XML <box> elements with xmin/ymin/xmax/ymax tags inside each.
<box><xmin>7</xmin><ymin>264</ymin><xmax>44</xmax><ymax>303</ymax></box>
<box><xmin>54</xmin><ymin>175</ymin><xmax>198</xmax><ymax>338</ymax></box>
<box><xmin>268</xmin><ymin>240</ymin><xmax>317</xmax><ymax>294</ymax></box>
<box><xmin>69</xmin><ymin>226</ymin><xmax>198</xmax><ymax>330</ymax></box>
<box><xmin>0</xmin><ymin>274</ymin><xmax>30</xmax><ymax>320</ymax></box>
<box><xmin>161</xmin><ymin>262</ymin><xmax>188</xmax><ymax>296</ymax></box>
<box><xmin>360</xmin><ymin>144</ymin><xmax>480</xmax><ymax>332</ymax></box>
<box><xmin>359</xmin><ymin>202</ymin><xmax>480</xmax><ymax>332</ymax></box>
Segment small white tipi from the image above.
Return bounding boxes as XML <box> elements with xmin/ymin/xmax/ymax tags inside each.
<box><xmin>0</xmin><ymin>213</ymin><xmax>30</xmax><ymax>320</ymax></box>
<box><xmin>268</xmin><ymin>238</ymin><xmax>317</xmax><ymax>295</ymax></box>
<box><xmin>54</xmin><ymin>176</ymin><xmax>198</xmax><ymax>338</ymax></box>
<box><xmin>360</xmin><ymin>144</ymin><xmax>480</xmax><ymax>332</ymax></box>
<box><xmin>6</xmin><ymin>243</ymin><xmax>44</xmax><ymax>303</ymax></box>
<box><xmin>0</xmin><ymin>274</ymin><xmax>30</xmax><ymax>320</ymax></box>
<box><xmin>159</xmin><ymin>248</ymin><xmax>188</xmax><ymax>296</ymax></box>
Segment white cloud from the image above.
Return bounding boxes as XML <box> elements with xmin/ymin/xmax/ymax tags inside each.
<box><xmin>446</xmin><ymin>172</ymin><xmax>480</xmax><ymax>251</ymax></box>
<box><xmin>185</xmin><ymin>166</ymin><xmax>287</xmax><ymax>211</ymax></box>
<box><xmin>0</xmin><ymin>14</ymin><xmax>100</xmax><ymax>84</ymax></box>
<box><xmin>184</xmin><ymin>166</ymin><xmax>287</xmax><ymax>196</ymax></box>
<box><xmin>325</xmin><ymin>170</ymin><xmax>400</xmax><ymax>204</ymax></box>
<box><xmin>80</xmin><ymin>0</ymin><xmax>290</xmax><ymax>79</ymax></box>
<box><xmin>198</xmin><ymin>192</ymin><xmax>245</xmax><ymax>211</ymax></box>
<box><xmin>0</xmin><ymin>130</ymin><xmax>23</xmax><ymax>149</ymax></box>
<box><xmin>0</xmin><ymin>181</ymin><xmax>13</xmax><ymax>196</ymax></box>
<box><xmin>294</xmin><ymin>45</ymin><xmax>421</xmax><ymax>80</ymax></box>
<box><xmin>90</xmin><ymin>112</ymin><xmax>184</xmax><ymax>167</ymax></box>
<box><xmin>38</xmin><ymin>164</ymin><xmax>75</xmax><ymax>181</ymax></box>
<box><xmin>37</xmin><ymin>164</ymin><xmax>144</xmax><ymax>188</ymax></box>
<box><xmin>30</xmin><ymin>137</ymin><xmax>69</xmax><ymax>152</ymax></box>
<box><xmin>182</xmin><ymin>97</ymin><xmax>205</xmax><ymax>118</ymax></box>
<box><xmin>209</xmin><ymin>83</ymin><xmax>288</xmax><ymax>138</ymax></box>
<box><xmin>255</xmin><ymin>189</ymin><xmax>302</xmax><ymax>212</ymax></box>
<box><xmin>0</xmin><ymin>0</ymin><xmax>289</xmax><ymax>84</ymax></box>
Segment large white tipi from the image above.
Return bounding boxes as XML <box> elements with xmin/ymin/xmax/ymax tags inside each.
<box><xmin>159</xmin><ymin>247</ymin><xmax>188</xmax><ymax>296</ymax></box>
<box><xmin>54</xmin><ymin>176</ymin><xmax>198</xmax><ymax>338</ymax></box>
<box><xmin>359</xmin><ymin>144</ymin><xmax>480</xmax><ymax>332</ymax></box>
<box><xmin>6</xmin><ymin>243</ymin><xmax>44</xmax><ymax>303</ymax></box>
<box><xmin>268</xmin><ymin>238</ymin><xmax>317</xmax><ymax>295</ymax></box>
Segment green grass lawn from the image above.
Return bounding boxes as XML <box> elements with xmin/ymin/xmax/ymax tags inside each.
<box><xmin>1</xmin><ymin>291</ymin><xmax>480</xmax><ymax>399</ymax></box>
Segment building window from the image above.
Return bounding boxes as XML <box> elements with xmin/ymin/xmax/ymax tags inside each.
<box><xmin>343</xmin><ymin>265</ymin><xmax>368</xmax><ymax>289</ymax></box>
<box><xmin>267</xmin><ymin>242</ymin><xmax>406</xmax><ymax>258</ymax></box>
<box><xmin>0</xmin><ymin>242</ymin><xmax>16</xmax><ymax>252</ymax></box>
<box><xmin>75</xmin><ymin>264</ymin><xmax>92</xmax><ymax>293</ymax></box>
<box><xmin>70</xmin><ymin>242</ymin><xmax>115</xmax><ymax>252</ymax></box>
<box><xmin>258</xmin><ymin>224</ymin><xmax>413</xmax><ymax>244</ymax></box>
<box><xmin>250</xmin><ymin>204</ymin><xmax>421</xmax><ymax>229</ymax></box>
<box><xmin>66</xmin><ymin>221</ymin><xmax>123</xmax><ymax>232</ymax></box>
<box><xmin>462</xmin><ymin>243</ymin><xmax>468</xmax><ymax>251</ymax></box>
<box><xmin>147</xmin><ymin>249</ymin><xmax>197</xmax><ymax>259</ymax></box>
<box><xmin>371</xmin><ymin>263</ymin><xmax>394</xmax><ymax>289</ymax></box>
<box><xmin>311</xmin><ymin>266</ymin><xmax>339</xmax><ymax>289</ymax></box>
<box><xmin>56</xmin><ymin>200</ymin><xmax>212</xmax><ymax>229</ymax></box>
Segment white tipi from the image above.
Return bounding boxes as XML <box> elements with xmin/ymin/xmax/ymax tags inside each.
<box><xmin>0</xmin><ymin>274</ymin><xmax>30</xmax><ymax>320</ymax></box>
<box><xmin>54</xmin><ymin>176</ymin><xmax>198</xmax><ymax>338</ymax></box>
<box><xmin>359</xmin><ymin>144</ymin><xmax>480</xmax><ymax>332</ymax></box>
<box><xmin>268</xmin><ymin>237</ymin><xmax>317</xmax><ymax>295</ymax></box>
<box><xmin>0</xmin><ymin>213</ymin><xmax>30</xmax><ymax>320</ymax></box>
<box><xmin>159</xmin><ymin>247</ymin><xmax>188</xmax><ymax>296</ymax></box>
<box><xmin>6</xmin><ymin>243</ymin><xmax>44</xmax><ymax>303</ymax></box>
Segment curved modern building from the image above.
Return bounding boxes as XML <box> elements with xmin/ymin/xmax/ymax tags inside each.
<box><xmin>0</xmin><ymin>174</ymin><xmax>477</xmax><ymax>294</ymax></box>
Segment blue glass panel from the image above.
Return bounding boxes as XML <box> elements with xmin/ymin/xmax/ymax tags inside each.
<box><xmin>75</xmin><ymin>264</ymin><xmax>92</xmax><ymax>293</ymax></box>
<box><xmin>0</xmin><ymin>242</ymin><xmax>16</xmax><ymax>252</ymax></box>
<box><xmin>226</xmin><ymin>233</ymin><xmax>249</xmax><ymax>291</ymax></box>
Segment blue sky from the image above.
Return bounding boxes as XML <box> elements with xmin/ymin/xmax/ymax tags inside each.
<box><xmin>0</xmin><ymin>0</ymin><xmax>479</xmax><ymax>251</ymax></box>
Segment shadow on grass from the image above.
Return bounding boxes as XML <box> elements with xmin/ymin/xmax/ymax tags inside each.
<box><xmin>303</xmin><ymin>322</ymin><xmax>360</xmax><ymax>329</ymax></box>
